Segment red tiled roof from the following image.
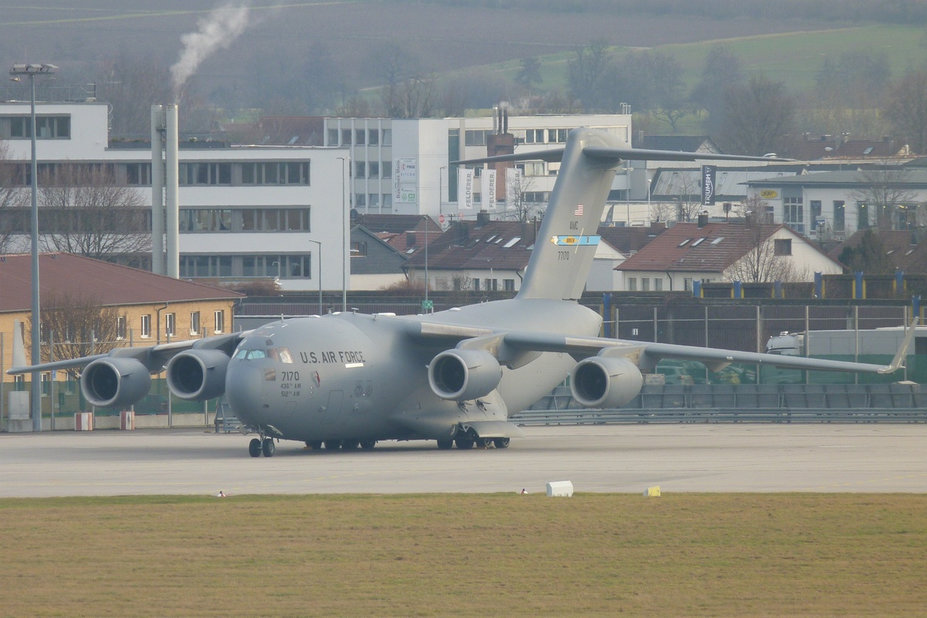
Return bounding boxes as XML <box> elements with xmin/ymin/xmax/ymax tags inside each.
<box><xmin>617</xmin><ymin>222</ymin><xmax>784</xmax><ymax>273</ymax></box>
<box><xmin>407</xmin><ymin>220</ymin><xmax>538</xmax><ymax>271</ymax></box>
<box><xmin>0</xmin><ymin>253</ymin><xmax>241</xmax><ymax>313</ymax></box>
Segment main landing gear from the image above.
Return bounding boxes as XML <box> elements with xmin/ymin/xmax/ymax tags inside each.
<box><xmin>249</xmin><ymin>436</ymin><xmax>276</xmax><ymax>457</ymax></box>
<box><xmin>438</xmin><ymin>429</ymin><xmax>510</xmax><ymax>450</ymax></box>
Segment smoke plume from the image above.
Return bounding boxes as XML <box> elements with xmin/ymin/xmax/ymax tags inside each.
<box><xmin>170</xmin><ymin>3</ymin><xmax>251</xmax><ymax>100</ymax></box>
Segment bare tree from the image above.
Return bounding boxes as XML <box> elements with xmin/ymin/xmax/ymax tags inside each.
<box><xmin>726</xmin><ymin>223</ymin><xmax>806</xmax><ymax>283</ymax></box>
<box><xmin>719</xmin><ymin>75</ymin><xmax>795</xmax><ymax>156</ymax></box>
<box><xmin>38</xmin><ymin>164</ymin><xmax>151</xmax><ymax>260</ymax></box>
<box><xmin>851</xmin><ymin>166</ymin><xmax>918</xmax><ymax>230</ymax></box>
<box><xmin>885</xmin><ymin>69</ymin><xmax>927</xmax><ymax>155</ymax></box>
<box><xmin>98</xmin><ymin>51</ymin><xmax>173</xmax><ymax>137</ymax></box>
<box><xmin>37</xmin><ymin>292</ymin><xmax>122</xmax><ymax>378</ymax></box>
<box><xmin>567</xmin><ymin>40</ymin><xmax>612</xmax><ymax>112</ymax></box>
<box><xmin>0</xmin><ymin>140</ymin><xmax>28</xmax><ymax>253</ymax></box>
<box><xmin>691</xmin><ymin>45</ymin><xmax>745</xmax><ymax>136</ymax></box>
<box><xmin>503</xmin><ymin>169</ymin><xmax>538</xmax><ymax>223</ymax></box>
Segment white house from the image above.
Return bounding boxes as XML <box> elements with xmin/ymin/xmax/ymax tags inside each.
<box><xmin>617</xmin><ymin>222</ymin><xmax>844</xmax><ymax>293</ymax></box>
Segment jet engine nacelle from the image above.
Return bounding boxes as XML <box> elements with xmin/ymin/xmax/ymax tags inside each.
<box><xmin>570</xmin><ymin>355</ymin><xmax>643</xmax><ymax>408</ymax></box>
<box><xmin>428</xmin><ymin>349</ymin><xmax>503</xmax><ymax>401</ymax></box>
<box><xmin>166</xmin><ymin>349</ymin><xmax>230</xmax><ymax>401</ymax></box>
<box><xmin>80</xmin><ymin>357</ymin><xmax>152</xmax><ymax>409</ymax></box>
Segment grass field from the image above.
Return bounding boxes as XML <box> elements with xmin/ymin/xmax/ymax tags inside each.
<box><xmin>2</xmin><ymin>493</ymin><xmax>926</xmax><ymax>615</ymax></box>
<box><xmin>465</xmin><ymin>24</ymin><xmax>927</xmax><ymax>98</ymax></box>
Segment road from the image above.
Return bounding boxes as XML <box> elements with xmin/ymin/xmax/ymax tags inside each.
<box><xmin>1</xmin><ymin>424</ymin><xmax>925</xmax><ymax>497</ymax></box>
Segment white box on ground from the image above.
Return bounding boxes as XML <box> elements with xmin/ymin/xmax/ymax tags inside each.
<box><xmin>546</xmin><ymin>480</ymin><xmax>574</xmax><ymax>497</ymax></box>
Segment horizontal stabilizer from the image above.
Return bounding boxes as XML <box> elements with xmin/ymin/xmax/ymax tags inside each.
<box><xmin>455</xmin><ymin>145</ymin><xmax>789</xmax><ymax>167</ymax></box>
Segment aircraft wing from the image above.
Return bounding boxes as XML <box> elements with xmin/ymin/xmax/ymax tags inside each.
<box><xmin>500</xmin><ymin>324</ymin><xmax>916</xmax><ymax>375</ymax></box>
<box><xmin>500</xmin><ymin>328</ymin><xmax>916</xmax><ymax>374</ymax></box>
<box><xmin>7</xmin><ymin>331</ymin><xmax>246</xmax><ymax>376</ymax></box>
<box><xmin>407</xmin><ymin>317</ymin><xmax>914</xmax><ymax>376</ymax></box>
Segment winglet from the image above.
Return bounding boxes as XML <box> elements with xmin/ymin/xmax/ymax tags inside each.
<box><xmin>878</xmin><ymin>317</ymin><xmax>919</xmax><ymax>374</ymax></box>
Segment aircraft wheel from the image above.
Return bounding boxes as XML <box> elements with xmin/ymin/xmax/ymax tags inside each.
<box><xmin>474</xmin><ymin>437</ymin><xmax>490</xmax><ymax>448</ymax></box>
<box><xmin>342</xmin><ymin>439</ymin><xmax>359</xmax><ymax>450</ymax></box>
<box><xmin>360</xmin><ymin>440</ymin><xmax>376</xmax><ymax>450</ymax></box>
<box><xmin>262</xmin><ymin>437</ymin><xmax>276</xmax><ymax>457</ymax></box>
<box><xmin>248</xmin><ymin>438</ymin><xmax>262</xmax><ymax>457</ymax></box>
<box><xmin>454</xmin><ymin>435</ymin><xmax>474</xmax><ymax>449</ymax></box>
<box><xmin>324</xmin><ymin>440</ymin><xmax>342</xmax><ymax>450</ymax></box>
<box><xmin>306</xmin><ymin>441</ymin><xmax>323</xmax><ymax>450</ymax></box>
<box><xmin>493</xmin><ymin>437</ymin><xmax>510</xmax><ymax>449</ymax></box>
<box><xmin>436</xmin><ymin>439</ymin><xmax>453</xmax><ymax>450</ymax></box>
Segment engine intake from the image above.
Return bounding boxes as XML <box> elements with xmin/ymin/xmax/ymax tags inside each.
<box><xmin>166</xmin><ymin>349</ymin><xmax>230</xmax><ymax>401</ymax></box>
<box><xmin>570</xmin><ymin>355</ymin><xmax>643</xmax><ymax>408</ymax></box>
<box><xmin>80</xmin><ymin>357</ymin><xmax>151</xmax><ymax>409</ymax></box>
<box><xmin>428</xmin><ymin>349</ymin><xmax>502</xmax><ymax>401</ymax></box>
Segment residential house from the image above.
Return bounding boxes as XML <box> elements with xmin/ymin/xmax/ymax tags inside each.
<box><xmin>616</xmin><ymin>222</ymin><xmax>844</xmax><ymax>293</ymax></box>
<box><xmin>0</xmin><ymin>253</ymin><xmax>242</xmax><ymax>389</ymax></box>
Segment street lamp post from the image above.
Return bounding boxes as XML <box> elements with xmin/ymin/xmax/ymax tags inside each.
<box><xmin>308</xmin><ymin>239</ymin><xmax>323</xmax><ymax>315</ymax></box>
<box><xmin>337</xmin><ymin>157</ymin><xmax>348</xmax><ymax>311</ymax></box>
<box><xmin>10</xmin><ymin>63</ymin><xmax>57</xmax><ymax>433</ymax></box>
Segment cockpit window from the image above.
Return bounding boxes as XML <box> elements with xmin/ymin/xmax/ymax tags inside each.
<box><xmin>268</xmin><ymin>347</ymin><xmax>294</xmax><ymax>364</ymax></box>
<box><xmin>234</xmin><ymin>347</ymin><xmax>268</xmax><ymax>360</ymax></box>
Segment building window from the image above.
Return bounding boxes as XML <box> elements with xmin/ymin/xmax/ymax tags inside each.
<box><xmin>355</xmin><ymin>161</ymin><xmax>366</xmax><ymax>178</ymax></box>
<box><xmin>810</xmin><ymin>200</ymin><xmax>822</xmax><ymax>231</ymax></box>
<box><xmin>774</xmin><ymin>238</ymin><xmax>792</xmax><ymax>256</ymax></box>
<box><xmin>240</xmin><ymin>161</ymin><xmax>310</xmax><ymax>185</ymax></box>
<box><xmin>628</xmin><ymin>277</ymin><xmax>637</xmax><ymax>291</ymax></box>
<box><xmin>180</xmin><ymin>162</ymin><xmax>231</xmax><ymax>185</ymax></box>
<box><xmin>503</xmin><ymin>279</ymin><xmax>515</xmax><ymax>292</ymax></box>
<box><xmin>5</xmin><ymin>114</ymin><xmax>70</xmax><ymax>139</ymax></box>
<box><xmin>116</xmin><ymin>316</ymin><xmax>127</xmax><ymax>340</ymax></box>
<box><xmin>382</xmin><ymin>161</ymin><xmax>392</xmax><ymax>178</ymax></box>
<box><xmin>857</xmin><ymin>202</ymin><xmax>870</xmax><ymax>229</ymax></box>
<box><xmin>355</xmin><ymin>129</ymin><xmax>365</xmax><ymax>145</ymax></box>
<box><xmin>369</xmin><ymin>161</ymin><xmax>379</xmax><ymax>179</ymax></box>
<box><xmin>368</xmin><ymin>129</ymin><xmax>379</xmax><ymax>145</ymax></box>
<box><xmin>214</xmin><ymin>310</ymin><xmax>225</xmax><ymax>334</ymax></box>
<box><xmin>140</xmin><ymin>314</ymin><xmax>151</xmax><ymax>338</ymax></box>
<box><xmin>783</xmin><ymin>197</ymin><xmax>803</xmax><ymax>233</ymax></box>
<box><xmin>654</xmin><ymin>278</ymin><xmax>663</xmax><ymax>291</ymax></box>
<box><xmin>833</xmin><ymin>201</ymin><xmax>845</xmax><ymax>232</ymax></box>
<box><xmin>165</xmin><ymin>313</ymin><xmax>176</xmax><ymax>337</ymax></box>
<box><xmin>351</xmin><ymin>241</ymin><xmax>368</xmax><ymax>257</ymax></box>
<box><xmin>327</xmin><ymin>128</ymin><xmax>338</xmax><ymax>145</ymax></box>
<box><xmin>341</xmin><ymin>129</ymin><xmax>351</xmax><ymax>145</ymax></box>
<box><xmin>125</xmin><ymin>163</ymin><xmax>151</xmax><ymax>186</ymax></box>
<box><xmin>190</xmin><ymin>311</ymin><xmax>201</xmax><ymax>336</ymax></box>
<box><xmin>641</xmin><ymin>278</ymin><xmax>650</xmax><ymax>292</ymax></box>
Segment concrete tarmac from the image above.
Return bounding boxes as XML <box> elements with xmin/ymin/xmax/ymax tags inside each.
<box><xmin>1</xmin><ymin>424</ymin><xmax>926</xmax><ymax>497</ymax></box>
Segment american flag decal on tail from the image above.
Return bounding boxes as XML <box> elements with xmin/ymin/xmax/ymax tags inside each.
<box><xmin>573</xmin><ymin>204</ymin><xmax>584</xmax><ymax>216</ymax></box>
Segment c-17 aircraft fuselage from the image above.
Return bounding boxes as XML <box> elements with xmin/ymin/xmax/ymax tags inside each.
<box><xmin>9</xmin><ymin>129</ymin><xmax>915</xmax><ymax>456</ymax></box>
<box><xmin>225</xmin><ymin>299</ymin><xmax>597</xmax><ymax>453</ymax></box>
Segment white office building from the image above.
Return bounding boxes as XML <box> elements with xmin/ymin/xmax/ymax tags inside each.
<box><xmin>324</xmin><ymin>113</ymin><xmax>633</xmax><ymax>224</ymax></box>
<box><xmin>0</xmin><ymin>101</ymin><xmax>349</xmax><ymax>293</ymax></box>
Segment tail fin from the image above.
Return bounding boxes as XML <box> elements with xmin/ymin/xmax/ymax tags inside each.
<box><xmin>455</xmin><ymin>128</ymin><xmax>786</xmax><ymax>301</ymax></box>
<box><xmin>517</xmin><ymin>129</ymin><xmax>623</xmax><ymax>300</ymax></box>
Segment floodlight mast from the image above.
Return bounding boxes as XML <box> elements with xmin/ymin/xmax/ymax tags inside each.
<box><xmin>9</xmin><ymin>63</ymin><xmax>58</xmax><ymax>432</ymax></box>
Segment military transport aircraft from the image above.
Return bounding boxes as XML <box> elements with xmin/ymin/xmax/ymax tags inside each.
<box><xmin>9</xmin><ymin>128</ymin><xmax>915</xmax><ymax>456</ymax></box>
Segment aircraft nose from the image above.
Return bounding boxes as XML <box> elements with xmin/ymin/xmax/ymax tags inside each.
<box><xmin>225</xmin><ymin>359</ymin><xmax>266</xmax><ymax>425</ymax></box>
